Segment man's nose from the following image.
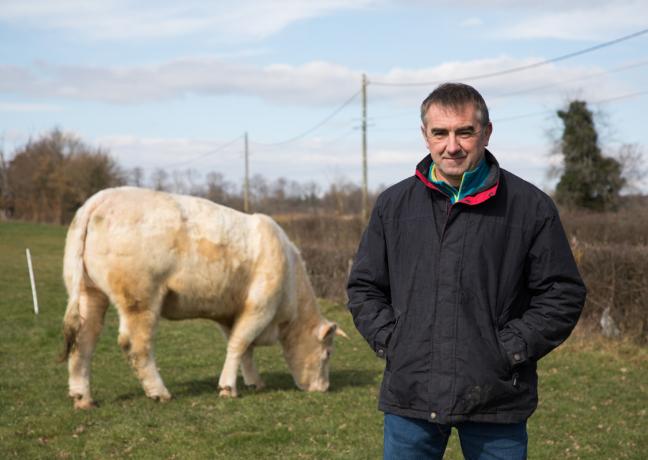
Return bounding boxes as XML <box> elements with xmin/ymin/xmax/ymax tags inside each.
<box><xmin>446</xmin><ymin>133</ymin><xmax>461</xmax><ymax>154</ymax></box>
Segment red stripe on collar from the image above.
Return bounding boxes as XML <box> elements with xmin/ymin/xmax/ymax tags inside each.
<box><xmin>415</xmin><ymin>169</ymin><xmax>440</xmax><ymax>192</ymax></box>
<box><xmin>457</xmin><ymin>182</ymin><xmax>498</xmax><ymax>205</ymax></box>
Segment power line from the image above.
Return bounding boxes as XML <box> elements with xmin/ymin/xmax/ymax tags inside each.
<box><xmin>162</xmin><ymin>134</ymin><xmax>244</xmax><ymax>168</ymax></box>
<box><xmin>593</xmin><ymin>89</ymin><xmax>648</xmax><ymax>104</ymax></box>
<box><xmin>315</xmin><ymin>127</ymin><xmax>357</xmax><ymax>147</ymax></box>
<box><xmin>253</xmin><ymin>90</ymin><xmax>361</xmax><ymax>147</ymax></box>
<box><xmin>493</xmin><ymin>89</ymin><xmax>648</xmax><ymax>123</ymax></box>
<box><xmin>490</xmin><ymin>59</ymin><xmax>648</xmax><ymax>99</ymax></box>
<box><xmin>370</xmin><ymin>27</ymin><xmax>648</xmax><ymax>87</ymax></box>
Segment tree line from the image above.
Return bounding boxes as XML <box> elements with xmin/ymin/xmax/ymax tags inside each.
<box><xmin>0</xmin><ymin>129</ymin><xmax>378</xmax><ymax>224</ymax></box>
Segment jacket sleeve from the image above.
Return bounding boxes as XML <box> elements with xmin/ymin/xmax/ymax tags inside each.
<box><xmin>347</xmin><ymin>200</ymin><xmax>395</xmax><ymax>359</ymax></box>
<box><xmin>499</xmin><ymin>205</ymin><xmax>587</xmax><ymax>368</ymax></box>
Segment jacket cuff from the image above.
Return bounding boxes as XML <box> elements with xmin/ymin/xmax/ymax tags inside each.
<box><xmin>374</xmin><ymin>327</ymin><xmax>392</xmax><ymax>359</ymax></box>
<box><xmin>499</xmin><ymin>330</ymin><xmax>528</xmax><ymax>367</ymax></box>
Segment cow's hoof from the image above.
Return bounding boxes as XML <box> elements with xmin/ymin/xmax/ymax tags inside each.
<box><xmin>150</xmin><ymin>393</ymin><xmax>172</xmax><ymax>403</ymax></box>
<box><xmin>72</xmin><ymin>396</ymin><xmax>96</xmax><ymax>410</ymax></box>
<box><xmin>218</xmin><ymin>386</ymin><xmax>237</xmax><ymax>398</ymax></box>
<box><xmin>147</xmin><ymin>389</ymin><xmax>172</xmax><ymax>403</ymax></box>
<box><xmin>246</xmin><ymin>381</ymin><xmax>265</xmax><ymax>391</ymax></box>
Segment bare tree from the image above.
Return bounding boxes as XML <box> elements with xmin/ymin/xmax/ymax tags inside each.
<box><xmin>5</xmin><ymin>129</ymin><xmax>123</xmax><ymax>223</ymax></box>
<box><xmin>128</xmin><ymin>167</ymin><xmax>145</xmax><ymax>187</ymax></box>
<box><xmin>617</xmin><ymin>143</ymin><xmax>647</xmax><ymax>194</ymax></box>
<box><xmin>150</xmin><ymin>168</ymin><xmax>170</xmax><ymax>191</ymax></box>
<box><xmin>0</xmin><ymin>148</ymin><xmax>11</xmax><ymax>219</ymax></box>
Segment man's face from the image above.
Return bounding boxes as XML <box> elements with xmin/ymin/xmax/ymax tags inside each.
<box><xmin>421</xmin><ymin>103</ymin><xmax>492</xmax><ymax>187</ymax></box>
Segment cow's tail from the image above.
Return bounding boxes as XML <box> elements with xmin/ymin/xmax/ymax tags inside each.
<box><xmin>59</xmin><ymin>190</ymin><xmax>110</xmax><ymax>363</ymax></box>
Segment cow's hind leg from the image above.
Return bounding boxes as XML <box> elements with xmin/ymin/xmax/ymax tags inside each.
<box><xmin>68</xmin><ymin>287</ymin><xmax>109</xmax><ymax>409</ymax></box>
<box><xmin>241</xmin><ymin>346</ymin><xmax>265</xmax><ymax>390</ymax></box>
<box><xmin>218</xmin><ymin>301</ymin><xmax>276</xmax><ymax>397</ymax></box>
<box><xmin>116</xmin><ymin>297</ymin><xmax>171</xmax><ymax>402</ymax></box>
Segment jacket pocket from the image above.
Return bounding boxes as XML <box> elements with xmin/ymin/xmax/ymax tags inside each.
<box><xmin>452</xmin><ymin>332</ymin><xmax>525</xmax><ymax>415</ymax></box>
<box><xmin>383</xmin><ymin>307</ymin><xmax>429</xmax><ymax>409</ymax></box>
<box><xmin>385</xmin><ymin>312</ymin><xmax>404</xmax><ymax>372</ymax></box>
<box><xmin>495</xmin><ymin>332</ymin><xmax>513</xmax><ymax>376</ymax></box>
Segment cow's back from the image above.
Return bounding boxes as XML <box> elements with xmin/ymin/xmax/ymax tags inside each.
<box><xmin>78</xmin><ymin>187</ymin><xmax>289</xmax><ymax>322</ymax></box>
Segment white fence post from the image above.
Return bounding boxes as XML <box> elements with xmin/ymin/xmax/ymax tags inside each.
<box><xmin>26</xmin><ymin>248</ymin><xmax>39</xmax><ymax>315</ymax></box>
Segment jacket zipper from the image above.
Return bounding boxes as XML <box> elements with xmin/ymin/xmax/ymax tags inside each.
<box><xmin>440</xmin><ymin>199</ymin><xmax>453</xmax><ymax>242</ymax></box>
<box><xmin>428</xmin><ymin>196</ymin><xmax>452</xmax><ymax>418</ymax></box>
<box><xmin>428</xmin><ymin>196</ymin><xmax>455</xmax><ymax>419</ymax></box>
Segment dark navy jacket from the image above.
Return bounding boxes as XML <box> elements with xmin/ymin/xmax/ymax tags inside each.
<box><xmin>347</xmin><ymin>151</ymin><xmax>586</xmax><ymax>424</ymax></box>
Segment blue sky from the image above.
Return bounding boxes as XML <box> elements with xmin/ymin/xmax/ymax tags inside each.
<box><xmin>1</xmin><ymin>0</ymin><xmax>647</xmax><ymax>192</ymax></box>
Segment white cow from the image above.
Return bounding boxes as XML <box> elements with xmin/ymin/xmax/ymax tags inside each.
<box><xmin>61</xmin><ymin>187</ymin><xmax>347</xmax><ymax>409</ymax></box>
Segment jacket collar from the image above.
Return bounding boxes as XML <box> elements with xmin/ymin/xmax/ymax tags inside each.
<box><xmin>415</xmin><ymin>149</ymin><xmax>500</xmax><ymax>206</ymax></box>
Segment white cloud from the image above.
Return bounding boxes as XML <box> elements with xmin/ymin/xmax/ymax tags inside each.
<box><xmin>460</xmin><ymin>17</ymin><xmax>483</xmax><ymax>28</ymax></box>
<box><xmin>2</xmin><ymin>0</ymin><xmax>643</xmax><ymax>43</ymax></box>
<box><xmin>395</xmin><ymin>0</ymin><xmax>646</xmax><ymax>40</ymax></box>
<box><xmin>0</xmin><ymin>0</ymin><xmax>376</xmax><ymax>41</ymax></box>
<box><xmin>0</xmin><ymin>59</ymin><xmax>360</xmax><ymax>105</ymax></box>
<box><xmin>0</xmin><ymin>102</ymin><xmax>63</xmax><ymax>112</ymax></box>
<box><xmin>497</xmin><ymin>1</ymin><xmax>648</xmax><ymax>40</ymax></box>
<box><xmin>96</xmin><ymin>134</ymin><xmax>242</xmax><ymax>169</ymax></box>
<box><xmin>401</xmin><ymin>0</ymin><xmax>635</xmax><ymax>9</ymax></box>
<box><xmin>1</xmin><ymin>56</ymin><xmax>634</xmax><ymax>108</ymax></box>
<box><xmin>95</xmin><ymin>131</ymin><xmax>370</xmax><ymax>187</ymax></box>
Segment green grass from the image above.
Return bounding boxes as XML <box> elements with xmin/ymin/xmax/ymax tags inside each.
<box><xmin>1</xmin><ymin>220</ymin><xmax>646</xmax><ymax>459</ymax></box>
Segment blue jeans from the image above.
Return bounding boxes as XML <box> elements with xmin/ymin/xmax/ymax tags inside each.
<box><xmin>384</xmin><ymin>413</ymin><xmax>528</xmax><ymax>460</ymax></box>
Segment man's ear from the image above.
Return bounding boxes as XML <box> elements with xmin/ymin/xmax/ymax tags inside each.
<box><xmin>421</xmin><ymin>125</ymin><xmax>431</xmax><ymax>150</ymax></box>
<box><xmin>483</xmin><ymin>121</ymin><xmax>493</xmax><ymax>146</ymax></box>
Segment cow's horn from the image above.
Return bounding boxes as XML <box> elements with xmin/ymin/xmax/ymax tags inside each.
<box><xmin>335</xmin><ymin>326</ymin><xmax>349</xmax><ymax>339</ymax></box>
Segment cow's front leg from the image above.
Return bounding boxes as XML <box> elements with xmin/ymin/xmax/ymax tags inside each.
<box><xmin>217</xmin><ymin>325</ymin><xmax>265</xmax><ymax>392</ymax></box>
<box><xmin>217</xmin><ymin>338</ymin><xmax>246</xmax><ymax>398</ymax></box>
<box><xmin>241</xmin><ymin>346</ymin><xmax>265</xmax><ymax>390</ymax></box>
<box><xmin>218</xmin><ymin>309</ymin><xmax>274</xmax><ymax>397</ymax></box>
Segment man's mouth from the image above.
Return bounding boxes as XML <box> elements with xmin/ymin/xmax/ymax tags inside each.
<box><xmin>444</xmin><ymin>156</ymin><xmax>466</xmax><ymax>161</ymax></box>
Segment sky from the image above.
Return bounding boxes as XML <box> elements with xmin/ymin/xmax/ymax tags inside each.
<box><xmin>1</xmin><ymin>0</ymin><xmax>647</xmax><ymax>193</ymax></box>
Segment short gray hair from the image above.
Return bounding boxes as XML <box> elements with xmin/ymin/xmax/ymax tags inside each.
<box><xmin>420</xmin><ymin>82</ymin><xmax>490</xmax><ymax>127</ymax></box>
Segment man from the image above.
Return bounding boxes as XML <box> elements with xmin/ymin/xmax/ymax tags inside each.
<box><xmin>347</xmin><ymin>83</ymin><xmax>586</xmax><ymax>459</ymax></box>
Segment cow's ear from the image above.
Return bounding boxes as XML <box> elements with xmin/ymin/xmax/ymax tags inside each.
<box><xmin>317</xmin><ymin>322</ymin><xmax>337</xmax><ymax>342</ymax></box>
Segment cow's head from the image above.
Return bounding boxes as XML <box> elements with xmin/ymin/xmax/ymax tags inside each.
<box><xmin>283</xmin><ymin>319</ymin><xmax>348</xmax><ymax>392</ymax></box>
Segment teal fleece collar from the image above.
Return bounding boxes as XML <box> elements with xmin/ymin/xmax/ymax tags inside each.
<box><xmin>428</xmin><ymin>157</ymin><xmax>489</xmax><ymax>204</ymax></box>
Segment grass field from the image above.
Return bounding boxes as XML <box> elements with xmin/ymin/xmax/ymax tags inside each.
<box><xmin>1</xmin><ymin>221</ymin><xmax>646</xmax><ymax>459</ymax></box>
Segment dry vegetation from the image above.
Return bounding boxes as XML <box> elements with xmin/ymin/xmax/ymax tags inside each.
<box><xmin>276</xmin><ymin>214</ymin><xmax>365</xmax><ymax>301</ymax></box>
<box><xmin>562</xmin><ymin>200</ymin><xmax>648</xmax><ymax>344</ymax></box>
<box><xmin>277</xmin><ymin>198</ymin><xmax>648</xmax><ymax>345</ymax></box>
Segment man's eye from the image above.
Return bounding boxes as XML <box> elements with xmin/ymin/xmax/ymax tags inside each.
<box><xmin>457</xmin><ymin>131</ymin><xmax>474</xmax><ymax>139</ymax></box>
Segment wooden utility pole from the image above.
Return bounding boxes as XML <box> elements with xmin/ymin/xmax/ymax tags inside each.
<box><xmin>244</xmin><ymin>132</ymin><xmax>250</xmax><ymax>213</ymax></box>
<box><xmin>361</xmin><ymin>74</ymin><xmax>368</xmax><ymax>222</ymax></box>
